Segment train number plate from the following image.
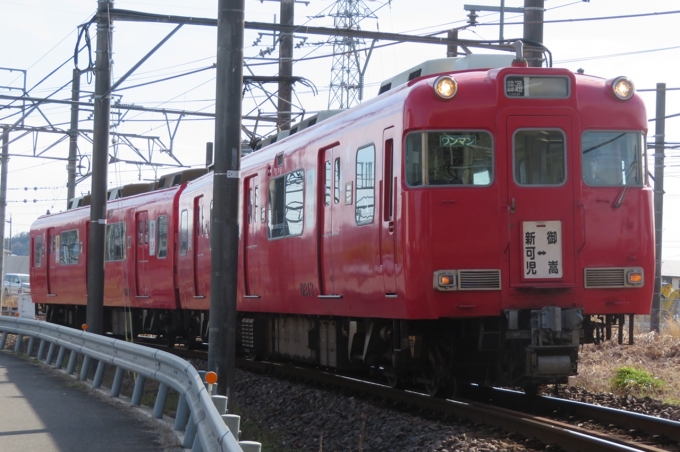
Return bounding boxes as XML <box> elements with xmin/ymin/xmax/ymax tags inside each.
<box><xmin>522</xmin><ymin>221</ymin><xmax>562</xmax><ymax>279</ymax></box>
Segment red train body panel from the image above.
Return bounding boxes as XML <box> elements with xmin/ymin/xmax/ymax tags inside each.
<box><xmin>29</xmin><ymin>57</ymin><xmax>654</xmax><ymax>392</ymax></box>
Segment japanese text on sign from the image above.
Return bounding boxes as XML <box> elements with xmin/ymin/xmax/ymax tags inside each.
<box><xmin>522</xmin><ymin>221</ymin><xmax>562</xmax><ymax>279</ymax></box>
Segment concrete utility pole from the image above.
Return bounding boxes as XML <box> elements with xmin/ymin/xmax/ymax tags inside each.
<box><xmin>67</xmin><ymin>68</ymin><xmax>81</xmax><ymax>206</ymax></box>
<box><xmin>0</xmin><ymin>127</ymin><xmax>8</xmax><ymax>283</ymax></box>
<box><xmin>86</xmin><ymin>0</ymin><xmax>113</xmax><ymax>335</ymax></box>
<box><xmin>651</xmin><ymin>83</ymin><xmax>666</xmax><ymax>333</ymax></box>
<box><xmin>522</xmin><ymin>0</ymin><xmax>544</xmax><ymax>67</ymax></box>
<box><xmin>210</xmin><ymin>0</ymin><xmax>245</xmax><ymax>410</ymax></box>
<box><xmin>277</xmin><ymin>0</ymin><xmax>294</xmax><ymax>131</ymax></box>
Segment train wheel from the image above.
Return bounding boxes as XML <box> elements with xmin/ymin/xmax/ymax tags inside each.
<box><xmin>423</xmin><ymin>345</ymin><xmax>454</xmax><ymax>398</ymax></box>
<box><xmin>385</xmin><ymin>365</ymin><xmax>401</xmax><ymax>389</ymax></box>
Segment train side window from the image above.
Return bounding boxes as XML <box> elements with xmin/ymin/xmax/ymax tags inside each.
<box><xmin>405</xmin><ymin>131</ymin><xmax>493</xmax><ymax>186</ymax></box>
<box><xmin>105</xmin><ymin>222</ymin><xmax>126</xmax><ymax>261</ymax></box>
<box><xmin>324</xmin><ymin>160</ymin><xmax>331</xmax><ymax>206</ymax></box>
<box><xmin>254</xmin><ymin>186</ymin><xmax>259</xmax><ymax>223</ymax></box>
<box><xmin>582</xmin><ymin>131</ymin><xmax>643</xmax><ymax>187</ymax></box>
<box><xmin>268</xmin><ymin>169</ymin><xmax>304</xmax><ymax>239</ymax></box>
<box><xmin>180</xmin><ymin>209</ymin><xmax>189</xmax><ymax>255</ymax></box>
<box><xmin>157</xmin><ymin>215</ymin><xmax>168</xmax><ymax>258</ymax></box>
<box><xmin>513</xmin><ymin>129</ymin><xmax>565</xmax><ymax>186</ymax></box>
<box><xmin>334</xmin><ymin>158</ymin><xmax>341</xmax><ymax>204</ymax></box>
<box><xmin>59</xmin><ymin>229</ymin><xmax>79</xmax><ymax>265</ymax></box>
<box><xmin>34</xmin><ymin>235</ymin><xmax>43</xmax><ymax>268</ymax></box>
<box><xmin>355</xmin><ymin>144</ymin><xmax>375</xmax><ymax>225</ymax></box>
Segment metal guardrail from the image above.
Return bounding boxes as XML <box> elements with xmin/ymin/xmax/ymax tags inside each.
<box><xmin>0</xmin><ymin>316</ymin><xmax>261</xmax><ymax>452</ymax></box>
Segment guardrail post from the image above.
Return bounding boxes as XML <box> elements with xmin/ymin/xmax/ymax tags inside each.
<box><xmin>182</xmin><ymin>414</ymin><xmax>198</xmax><ymax>449</ymax></box>
<box><xmin>80</xmin><ymin>356</ymin><xmax>92</xmax><ymax>381</ymax></box>
<box><xmin>26</xmin><ymin>336</ymin><xmax>35</xmax><ymax>356</ymax></box>
<box><xmin>93</xmin><ymin>360</ymin><xmax>106</xmax><ymax>388</ymax></box>
<box><xmin>0</xmin><ymin>331</ymin><xmax>8</xmax><ymax>349</ymax></box>
<box><xmin>14</xmin><ymin>333</ymin><xmax>24</xmax><ymax>353</ymax></box>
<box><xmin>211</xmin><ymin>395</ymin><xmax>228</xmax><ymax>415</ymax></box>
<box><xmin>66</xmin><ymin>350</ymin><xmax>78</xmax><ymax>375</ymax></box>
<box><xmin>37</xmin><ymin>338</ymin><xmax>46</xmax><ymax>360</ymax></box>
<box><xmin>174</xmin><ymin>394</ymin><xmax>190</xmax><ymax>431</ymax></box>
<box><xmin>238</xmin><ymin>441</ymin><xmax>262</xmax><ymax>452</ymax></box>
<box><xmin>192</xmin><ymin>434</ymin><xmax>204</xmax><ymax>452</ymax></box>
<box><xmin>45</xmin><ymin>342</ymin><xmax>56</xmax><ymax>365</ymax></box>
<box><xmin>222</xmin><ymin>414</ymin><xmax>240</xmax><ymax>441</ymax></box>
<box><xmin>111</xmin><ymin>367</ymin><xmax>124</xmax><ymax>397</ymax></box>
<box><xmin>153</xmin><ymin>383</ymin><xmax>169</xmax><ymax>419</ymax></box>
<box><xmin>55</xmin><ymin>346</ymin><xmax>67</xmax><ymax>369</ymax></box>
<box><xmin>131</xmin><ymin>374</ymin><xmax>146</xmax><ymax>406</ymax></box>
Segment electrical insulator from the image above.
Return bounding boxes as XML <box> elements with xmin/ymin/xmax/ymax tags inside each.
<box><xmin>467</xmin><ymin>10</ymin><xmax>478</xmax><ymax>25</ymax></box>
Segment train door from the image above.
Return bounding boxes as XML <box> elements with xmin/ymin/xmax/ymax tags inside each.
<box><xmin>46</xmin><ymin>227</ymin><xmax>55</xmax><ymax>296</ymax></box>
<box><xmin>243</xmin><ymin>176</ymin><xmax>262</xmax><ymax>297</ymax></box>
<box><xmin>193</xmin><ymin>195</ymin><xmax>210</xmax><ymax>298</ymax></box>
<box><xmin>507</xmin><ymin>116</ymin><xmax>576</xmax><ymax>287</ymax></box>
<box><xmin>380</xmin><ymin>128</ymin><xmax>397</xmax><ymax>296</ymax></box>
<box><xmin>135</xmin><ymin>211</ymin><xmax>150</xmax><ymax>297</ymax></box>
<box><xmin>318</xmin><ymin>145</ymin><xmax>340</xmax><ymax>297</ymax></box>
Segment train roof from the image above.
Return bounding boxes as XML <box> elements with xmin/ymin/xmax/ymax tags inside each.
<box><xmin>377</xmin><ymin>54</ymin><xmax>514</xmax><ymax>95</ymax></box>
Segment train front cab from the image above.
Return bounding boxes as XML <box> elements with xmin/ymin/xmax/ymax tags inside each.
<box><xmin>394</xmin><ymin>67</ymin><xmax>653</xmax><ymax>391</ymax></box>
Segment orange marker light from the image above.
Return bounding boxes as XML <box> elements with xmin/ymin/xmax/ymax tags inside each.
<box><xmin>82</xmin><ymin>324</ymin><xmax>88</xmax><ymax>331</ymax></box>
<box><xmin>440</xmin><ymin>275</ymin><xmax>454</xmax><ymax>286</ymax></box>
<box><xmin>205</xmin><ymin>371</ymin><xmax>218</xmax><ymax>385</ymax></box>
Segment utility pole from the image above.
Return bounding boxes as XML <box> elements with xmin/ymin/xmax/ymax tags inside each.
<box><xmin>210</xmin><ymin>0</ymin><xmax>245</xmax><ymax>410</ymax></box>
<box><xmin>522</xmin><ymin>0</ymin><xmax>544</xmax><ymax>67</ymax></box>
<box><xmin>67</xmin><ymin>68</ymin><xmax>81</xmax><ymax>206</ymax></box>
<box><xmin>651</xmin><ymin>83</ymin><xmax>666</xmax><ymax>333</ymax></box>
<box><xmin>0</xmin><ymin>127</ymin><xmax>8</xmax><ymax>284</ymax></box>
<box><xmin>447</xmin><ymin>29</ymin><xmax>458</xmax><ymax>57</ymax></box>
<box><xmin>86</xmin><ymin>0</ymin><xmax>113</xmax><ymax>335</ymax></box>
<box><xmin>277</xmin><ymin>0</ymin><xmax>294</xmax><ymax>131</ymax></box>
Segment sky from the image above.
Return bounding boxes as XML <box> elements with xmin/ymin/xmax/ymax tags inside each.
<box><xmin>0</xmin><ymin>0</ymin><xmax>679</xmax><ymax>259</ymax></box>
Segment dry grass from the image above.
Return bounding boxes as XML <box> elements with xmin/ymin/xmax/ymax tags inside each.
<box><xmin>574</xmin><ymin>319</ymin><xmax>680</xmax><ymax>405</ymax></box>
<box><xmin>1</xmin><ymin>295</ymin><xmax>18</xmax><ymax>309</ymax></box>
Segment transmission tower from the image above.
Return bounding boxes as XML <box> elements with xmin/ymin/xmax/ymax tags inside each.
<box><xmin>327</xmin><ymin>0</ymin><xmax>377</xmax><ymax>109</ymax></box>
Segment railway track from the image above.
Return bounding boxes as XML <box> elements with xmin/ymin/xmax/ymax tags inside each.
<box><xmin>156</xmin><ymin>345</ymin><xmax>680</xmax><ymax>451</ymax></box>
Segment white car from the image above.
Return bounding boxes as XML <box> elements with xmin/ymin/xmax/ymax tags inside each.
<box><xmin>3</xmin><ymin>273</ymin><xmax>30</xmax><ymax>297</ymax></box>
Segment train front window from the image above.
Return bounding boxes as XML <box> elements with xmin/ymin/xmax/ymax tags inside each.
<box><xmin>513</xmin><ymin>129</ymin><xmax>566</xmax><ymax>186</ymax></box>
<box><xmin>582</xmin><ymin>131</ymin><xmax>643</xmax><ymax>187</ymax></box>
<box><xmin>405</xmin><ymin>131</ymin><xmax>493</xmax><ymax>186</ymax></box>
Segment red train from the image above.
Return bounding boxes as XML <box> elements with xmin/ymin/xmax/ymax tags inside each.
<box><xmin>29</xmin><ymin>53</ymin><xmax>654</xmax><ymax>395</ymax></box>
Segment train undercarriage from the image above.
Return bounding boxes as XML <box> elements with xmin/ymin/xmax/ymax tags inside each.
<box><xmin>44</xmin><ymin>303</ymin><xmax>630</xmax><ymax>396</ymax></box>
<box><xmin>239</xmin><ymin>306</ymin><xmax>589</xmax><ymax>396</ymax></box>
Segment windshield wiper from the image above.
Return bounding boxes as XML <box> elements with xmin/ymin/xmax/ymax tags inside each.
<box><xmin>613</xmin><ymin>160</ymin><xmax>639</xmax><ymax>208</ymax></box>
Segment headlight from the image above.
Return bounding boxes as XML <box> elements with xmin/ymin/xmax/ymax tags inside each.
<box><xmin>612</xmin><ymin>76</ymin><xmax>635</xmax><ymax>100</ymax></box>
<box><xmin>434</xmin><ymin>76</ymin><xmax>458</xmax><ymax>100</ymax></box>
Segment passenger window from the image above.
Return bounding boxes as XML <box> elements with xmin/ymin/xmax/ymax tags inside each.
<box><xmin>268</xmin><ymin>170</ymin><xmax>304</xmax><ymax>239</ymax></box>
<box><xmin>59</xmin><ymin>229</ymin><xmax>79</xmax><ymax>265</ymax></box>
<box><xmin>180</xmin><ymin>210</ymin><xmax>188</xmax><ymax>255</ymax></box>
<box><xmin>355</xmin><ymin>145</ymin><xmax>375</xmax><ymax>225</ymax></box>
<box><xmin>157</xmin><ymin>216</ymin><xmax>168</xmax><ymax>258</ymax></box>
<box><xmin>105</xmin><ymin>222</ymin><xmax>126</xmax><ymax>261</ymax></box>
<box><xmin>334</xmin><ymin>158</ymin><xmax>341</xmax><ymax>204</ymax></box>
<box><xmin>514</xmin><ymin>129</ymin><xmax>565</xmax><ymax>185</ymax></box>
<box><xmin>34</xmin><ymin>235</ymin><xmax>43</xmax><ymax>268</ymax></box>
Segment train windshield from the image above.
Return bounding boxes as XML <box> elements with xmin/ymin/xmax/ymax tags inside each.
<box><xmin>582</xmin><ymin>131</ymin><xmax>644</xmax><ymax>187</ymax></box>
<box><xmin>513</xmin><ymin>129</ymin><xmax>566</xmax><ymax>186</ymax></box>
<box><xmin>405</xmin><ymin>131</ymin><xmax>493</xmax><ymax>186</ymax></box>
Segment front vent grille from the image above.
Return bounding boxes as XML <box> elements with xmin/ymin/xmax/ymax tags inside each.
<box><xmin>584</xmin><ymin>268</ymin><xmax>625</xmax><ymax>288</ymax></box>
<box><xmin>458</xmin><ymin>270</ymin><xmax>501</xmax><ymax>290</ymax></box>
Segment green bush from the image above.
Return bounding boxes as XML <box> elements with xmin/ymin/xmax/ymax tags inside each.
<box><xmin>611</xmin><ymin>366</ymin><xmax>663</xmax><ymax>395</ymax></box>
